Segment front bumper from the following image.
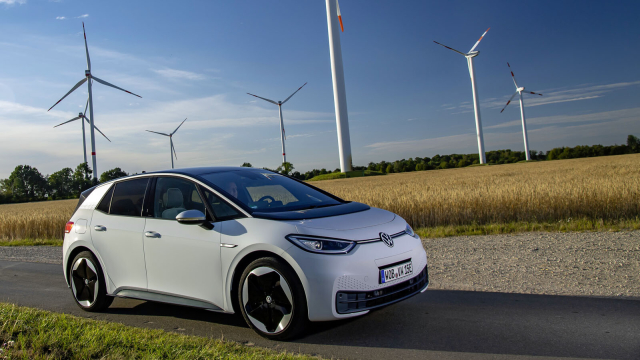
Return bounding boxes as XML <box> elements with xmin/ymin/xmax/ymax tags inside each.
<box><xmin>336</xmin><ymin>265</ymin><xmax>428</xmax><ymax>314</ymax></box>
<box><xmin>285</xmin><ymin>233</ymin><xmax>428</xmax><ymax>321</ymax></box>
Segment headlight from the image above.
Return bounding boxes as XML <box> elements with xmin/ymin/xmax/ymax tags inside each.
<box><xmin>405</xmin><ymin>224</ymin><xmax>418</xmax><ymax>238</ymax></box>
<box><xmin>286</xmin><ymin>235</ymin><xmax>356</xmax><ymax>254</ymax></box>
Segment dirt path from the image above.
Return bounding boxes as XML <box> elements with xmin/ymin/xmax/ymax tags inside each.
<box><xmin>2</xmin><ymin>230</ymin><xmax>639</xmax><ymax>298</ymax></box>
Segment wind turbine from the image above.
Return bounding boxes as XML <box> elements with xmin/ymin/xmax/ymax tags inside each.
<box><xmin>325</xmin><ymin>0</ymin><xmax>353</xmax><ymax>172</ymax></box>
<box><xmin>247</xmin><ymin>83</ymin><xmax>307</xmax><ymax>164</ymax></box>
<box><xmin>53</xmin><ymin>97</ymin><xmax>111</xmax><ymax>164</ymax></box>
<box><xmin>500</xmin><ymin>62</ymin><xmax>543</xmax><ymax>161</ymax></box>
<box><xmin>146</xmin><ymin>118</ymin><xmax>187</xmax><ymax>169</ymax></box>
<box><xmin>48</xmin><ymin>22</ymin><xmax>141</xmax><ymax>181</ymax></box>
<box><xmin>434</xmin><ymin>28</ymin><xmax>491</xmax><ymax>164</ymax></box>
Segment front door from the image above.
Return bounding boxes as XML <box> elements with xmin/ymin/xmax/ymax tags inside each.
<box><xmin>90</xmin><ymin>178</ymin><xmax>150</xmax><ymax>291</ymax></box>
<box><xmin>142</xmin><ymin>176</ymin><xmax>223</xmax><ymax>307</ymax></box>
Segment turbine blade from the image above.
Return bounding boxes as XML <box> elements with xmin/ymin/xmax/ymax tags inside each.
<box><xmin>83</xmin><ymin>22</ymin><xmax>91</xmax><ymax>71</ymax></box>
<box><xmin>247</xmin><ymin>93</ymin><xmax>278</xmax><ymax>105</ymax></box>
<box><xmin>146</xmin><ymin>130</ymin><xmax>170</xmax><ymax>136</ymax></box>
<box><xmin>84</xmin><ymin>117</ymin><xmax>111</xmax><ymax>142</ymax></box>
<box><xmin>48</xmin><ymin>77</ymin><xmax>88</xmax><ymax>111</ymax></box>
<box><xmin>507</xmin><ymin>62</ymin><xmax>519</xmax><ymax>88</ymax></box>
<box><xmin>469</xmin><ymin>27</ymin><xmax>490</xmax><ymax>53</ymax></box>
<box><xmin>53</xmin><ymin>116</ymin><xmax>81</xmax><ymax>128</ymax></box>
<box><xmin>91</xmin><ymin>76</ymin><xmax>142</xmax><ymax>98</ymax></box>
<box><xmin>337</xmin><ymin>0</ymin><xmax>344</xmax><ymax>32</ymax></box>
<box><xmin>526</xmin><ymin>91</ymin><xmax>543</xmax><ymax>96</ymax></box>
<box><xmin>171</xmin><ymin>138</ymin><xmax>177</xmax><ymax>160</ymax></box>
<box><xmin>433</xmin><ymin>41</ymin><xmax>467</xmax><ymax>56</ymax></box>
<box><xmin>171</xmin><ymin>118</ymin><xmax>187</xmax><ymax>135</ymax></box>
<box><xmin>281</xmin><ymin>82</ymin><xmax>307</xmax><ymax>104</ymax></box>
<box><xmin>500</xmin><ymin>91</ymin><xmax>519</xmax><ymax>113</ymax></box>
<box><xmin>84</xmin><ymin>96</ymin><xmax>89</xmax><ymax>116</ymax></box>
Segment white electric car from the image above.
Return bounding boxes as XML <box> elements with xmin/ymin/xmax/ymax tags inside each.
<box><xmin>62</xmin><ymin>167</ymin><xmax>428</xmax><ymax>340</ymax></box>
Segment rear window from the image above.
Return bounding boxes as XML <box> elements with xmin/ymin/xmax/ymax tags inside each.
<box><xmin>109</xmin><ymin>178</ymin><xmax>149</xmax><ymax>217</ymax></box>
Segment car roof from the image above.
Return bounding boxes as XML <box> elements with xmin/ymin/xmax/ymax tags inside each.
<box><xmin>143</xmin><ymin>166</ymin><xmax>270</xmax><ymax>176</ymax></box>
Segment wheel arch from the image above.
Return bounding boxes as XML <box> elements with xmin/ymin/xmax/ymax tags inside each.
<box><xmin>64</xmin><ymin>245</ymin><xmax>106</xmax><ymax>288</ymax></box>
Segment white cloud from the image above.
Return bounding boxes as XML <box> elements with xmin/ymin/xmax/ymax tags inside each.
<box><xmin>485</xmin><ymin>107</ymin><xmax>640</xmax><ymax>129</ymax></box>
<box><xmin>56</xmin><ymin>16</ymin><xmax>66</xmax><ymax>20</ymax></box>
<box><xmin>152</xmin><ymin>68</ymin><xmax>205</xmax><ymax>81</ymax></box>
<box><xmin>0</xmin><ymin>0</ymin><xmax>26</xmax><ymax>4</ymax></box>
<box><xmin>76</xmin><ymin>14</ymin><xmax>89</xmax><ymax>18</ymax></box>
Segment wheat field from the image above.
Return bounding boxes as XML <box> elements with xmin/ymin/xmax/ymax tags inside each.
<box><xmin>0</xmin><ymin>199</ymin><xmax>76</xmax><ymax>241</ymax></box>
<box><xmin>312</xmin><ymin>154</ymin><xmax>640</xmax><ymax>229</ymax></box>
<box><xmin>0</xmin><ymin>155</ymin><xmax>638</xmax><ymax>241</ymax></box>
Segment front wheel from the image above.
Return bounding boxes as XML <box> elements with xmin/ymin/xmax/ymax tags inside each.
<box><xmin>69</xmin><ymin>251</ymin><xmax>113</xmax><ymax>312</ymax></box>
<box><xmin>238</xmin><ymin>257</ymin><xmax>308</xmax><ymax>340</ymax></box>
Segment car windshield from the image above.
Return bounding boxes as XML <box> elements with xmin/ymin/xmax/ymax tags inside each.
<box><xmin>199</xmin><ymin>170</ymin><xmax>343</xmax><ymax>213</ymax></box>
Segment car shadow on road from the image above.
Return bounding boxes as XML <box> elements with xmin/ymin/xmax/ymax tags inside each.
<box><xmin>293</xmin><ymin>289</ymin><xmax>640</xmax><ymax>360</ymax></box>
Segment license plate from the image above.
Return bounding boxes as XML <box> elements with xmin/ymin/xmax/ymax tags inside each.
<box><xmin>380</xmin><ymin>261</ymin><xmax>413</xmax><ymax>284</ymax></box>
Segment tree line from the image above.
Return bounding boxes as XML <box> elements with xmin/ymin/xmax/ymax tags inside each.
<box><xmin>1</xmin><ymin>134</ymin><xmax>638</xmax><ymax>203</ymax></box>
<box><xmin>278</xmin><ymin>134</ymin><xmax>640</xmax><ymax>180</ymax></box>
<box><xmin>0</xmin><ymin>163</ymin><xmax>127</xmax><ymax>204</ymax></box>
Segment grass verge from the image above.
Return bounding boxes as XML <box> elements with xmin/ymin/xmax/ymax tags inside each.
<box><xmin>0</xmin><ymin>239</ymin><xmax>63</xmax><ymax>247</ymax></box>
<box><xmin>308</xmin><ymin>170</ymin><xmax>384</xmax><ymax>181</ymax></box>
<box><xmin>416</xmin><ymin>217</ymin><xmax>640</xmax><ymax>238</ymax></box>
<box><xmin>0</xmin><ymin>302</ymin><xmax>316</xmax><ymax>360</ymax></box>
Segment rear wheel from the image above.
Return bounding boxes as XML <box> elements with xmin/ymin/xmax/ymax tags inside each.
<box><xmin>69</xmin><ymin>251</ymin><xmax>113</xmax><ymax>312</ymax></box>
<box><xmin>238</xmin><ymin>257</ymin><xmax>308</xmax><ymax>340</ymax></box>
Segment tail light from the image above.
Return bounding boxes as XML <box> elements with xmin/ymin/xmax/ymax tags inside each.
<box><xmin>65</xmin><ymin>221</ymin><xmax>74</xmax><ymax>234</ymax></box>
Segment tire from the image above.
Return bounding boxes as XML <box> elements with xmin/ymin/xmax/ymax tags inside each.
<box><xmin>69</xmin><ymin>251</ymin><xmax>113</xmax><ymax>312</ymax></box>
<box><xmin>238</xmin><ymin>257</ymin><xmax>308</xmax><ymax>340</ymax></box>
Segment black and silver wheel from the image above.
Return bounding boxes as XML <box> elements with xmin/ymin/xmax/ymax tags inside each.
<box><xmin>238</xmin><ymin>257</ymin><xmax>308</xmax><ymax>340</ymax></box>
<box><xmin>69</xmin><ymin>251</ymin><xmax>113</xmax><ymax>312</ymax></box>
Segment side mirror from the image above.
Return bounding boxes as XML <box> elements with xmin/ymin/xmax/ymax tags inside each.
<box><xmin>176</xmin><ymin>210</ymin><xmax>206</xmax><ymax>225</ymax></box>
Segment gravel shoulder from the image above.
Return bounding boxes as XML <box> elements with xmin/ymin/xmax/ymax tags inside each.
<box><xmin>2</xmin><ymin>231</ymin><xmax>639</xmax><ymax>298</ymax></box>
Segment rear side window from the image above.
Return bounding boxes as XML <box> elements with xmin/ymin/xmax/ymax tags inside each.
<box><xmin>96</xmin><ymin>185</ymin><xmax>114</xmax><ymax>213</ymax></box>
<box><xmin>109</xmin><ymin>178</ymin><xmax>149</xmax><ymax>217</ymax></box>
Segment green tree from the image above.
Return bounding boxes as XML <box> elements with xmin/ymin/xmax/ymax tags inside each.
<box><xmin>628</xmin><ymin>134</ymin><xmax>639</xmax><ymax>153</ymax></box>
<box><xmin>100</xmin><ymin>167</ymin><xmax>128</xmax><ymax>183</ymax></box>
<box><xmin>73</xmin><ymin>163</ymin><xmax>93</xmax><ymax>196</ymax></box>
<box><xmin>276</xmin><ymin>162</ymin><xmax>295</xmax><ymax>175</ymax></box>
<box><xmin>48</xmin><ymin>167</ymin><xmax>74</xmax><ymax>199</ymax></box>
<box><xmin>241</xmin><ymin>162</ymin><xmax>253</xmax><ymax>167</ymax></box>
<box><xmin>385</xmin><ymin>164</ymin><xmax>393</xmax><ymax>173</ymax></box>
<box><xmin>3</xmin><ymin>165</ymin><xmax>48</xmax><ymax>202</ymax></box>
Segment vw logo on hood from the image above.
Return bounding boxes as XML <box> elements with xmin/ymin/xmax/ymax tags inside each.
<box><xmin>380</xmin><ymin>232</ymin><xmax>394</xmax><ymax>248</ymax></box>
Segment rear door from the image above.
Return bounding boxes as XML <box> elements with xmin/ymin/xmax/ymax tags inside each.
<box><xmin>90</xmin><ymin>177</ymin><xmax>150</xmax><ymax>291</ymax></box>
<box><xmin>142</xmin><ymin>176</ymin><xmax>224</xmax><ymax>307</ymax></box>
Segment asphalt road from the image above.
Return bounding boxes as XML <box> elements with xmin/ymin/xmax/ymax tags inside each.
<box><xmin>1</xmin><ymin>260</ymin><xmax>639</xmax><ymax>360</ymax></box>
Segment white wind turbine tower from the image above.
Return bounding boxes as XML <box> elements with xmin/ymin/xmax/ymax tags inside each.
<box><xmin>500</xmin><ymin>62</ymin><xmax>543</xmax><ymax>161</ymax></box>
<box><xmin>146</xmin><ymin>118</ymin><xmax>187</xmax><ymax>169</ymax></box>
<box><xmin>434</xmin><ymin>28</ymin><xmax>491</xmax><ymax>164</ymax></box>
<box><xmin>53</xmin><ymin>97</ymin><xmax>111</xmax><ymax>164</ymax></box>
<box><xmin>325</xmin><ymin>0</ymin><xmax>353</xmax><ymax>172</ymax></box>
<box><xmin>48</xmin><ymin>22</ymin><xmax>142</xmax><ymax>181</ymax></box>
<box><xmin>247</xmin><ymin>83</ymin><xmax>307</xmax><ymax>164</ymax></box>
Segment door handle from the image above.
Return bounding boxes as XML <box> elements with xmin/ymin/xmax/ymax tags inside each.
<box><xmin>145</xmin><ymin>231</ymin><xmax>161</xmax><ymax>238</ymax></box>
<box><xmin>94</xmin><ymin>225</ymin><xmax>106</xmax><ymax>232</ymax></box>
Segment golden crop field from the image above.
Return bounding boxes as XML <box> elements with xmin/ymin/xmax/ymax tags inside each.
<box><xmin>0</xmin><ymin>199</ymin><xmax>76</xmax><ymax>241</ymax></box>
<box><xmin>312</xmin><ymin>154</ymin><xmax>640</xmax><ymax>229</ymax></box>
<box><xmin>0</xmin><ymin>154</ymin><xmax>638</xmax><ymax>241</ymax></box>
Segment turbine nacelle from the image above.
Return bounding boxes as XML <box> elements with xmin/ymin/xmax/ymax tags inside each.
<box><xmin>518</xmin><ymin>87</ymin><xmax>525</xmax><ymax>92</ymax></box>
<box><xmin>466</xmin><ymin>51</ymin><xmax>480</xmax><ymax>58</ymax></box>
<box><xmin>85</xmin><ymin>70</ymin><xmax>91</xmax><ymax>77</ymax></box>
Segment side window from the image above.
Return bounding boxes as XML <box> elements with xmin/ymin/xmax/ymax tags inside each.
<box><xmin>153</xmin><ymin>177</ymin><xmax>206</xmax><ymax>220</ymax></box>
<box><xmin>110</xmin><ymin>178</ymin><xmax>149</xmax><ymax>217</ymax></box>
<box><xmin>201</xmin><ymin>187</ymin><xmax>242</xmax><ymax>221</ymax></box>
<box><xmin>96</xmin><ymin>185</ymin><xmax>114</xmax><ymax>213</ymax></box>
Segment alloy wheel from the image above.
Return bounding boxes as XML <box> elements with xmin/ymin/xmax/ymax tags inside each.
<box><xmin>71</xmin><ymin>257</ymin><xmax>99</xmax><ymax>307</ymax></box>
<box><xmin>242</xmin><ymin>267</ymin><xmax>294</xmax><ymax>334</ymax></box>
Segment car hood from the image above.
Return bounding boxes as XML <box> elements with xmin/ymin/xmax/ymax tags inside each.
<box><xmin>292</xmin><ymin>207</ymin><xmax>396</xmax><ymax>231</ymax></box>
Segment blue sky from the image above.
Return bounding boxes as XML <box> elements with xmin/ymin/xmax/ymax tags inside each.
<box><xmin>1</xmin><ymin>0</ymin><xmax>639</xmax><ymax>178</ymax></box>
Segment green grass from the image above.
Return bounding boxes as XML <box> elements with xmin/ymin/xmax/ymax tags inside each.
<box><xmin>308</xmin><ymin>170</ymin><xmax>385</xmax><ymax>181</ymax></box>
<box><xmin>0</xmin><ymin>239</ymin><xmax>63</xmax><ymax>247</ymax></box>
<box><xmin>416</xmin><ymin>217</ymin><xmax>640</xmax><ymax>238</ymax></box>
<box><xmin>0</xmin><ymin>302</ymin><xmax>317</xmax><ymax>360</ymax></box>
